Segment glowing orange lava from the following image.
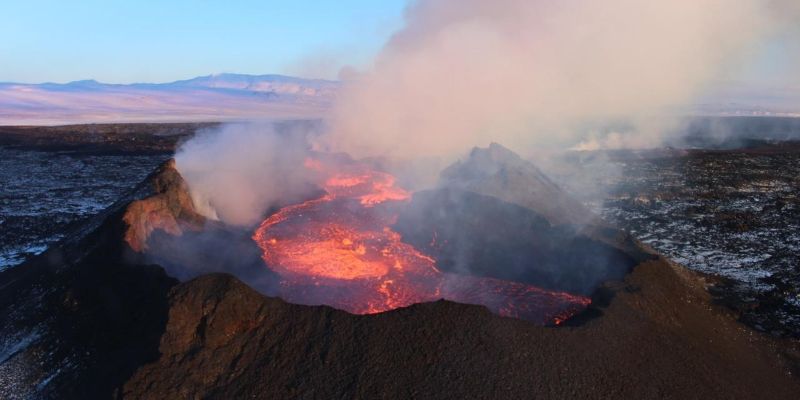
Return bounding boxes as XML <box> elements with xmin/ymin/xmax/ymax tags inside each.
<box><xmin>253</xmin><ymin>159</ymin><xmax>590</xmax><ymax>324</ymax></box>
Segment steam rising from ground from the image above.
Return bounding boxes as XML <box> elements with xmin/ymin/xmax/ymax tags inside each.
<box><xmin>175</xmin><ymin>123</ymin><xmax>314</xmax><ymax>226</ymax></box>
<box><xmin>325</xmin><ymin>0</ymin><xmax>797</xmax><ymax>158</ymax></box>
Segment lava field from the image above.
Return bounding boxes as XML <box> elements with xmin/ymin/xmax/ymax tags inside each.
<box><xmin>0</xmin><ymin>148</ymin><xmax>167</xmax><ymax>269</ymax></box>
<box><xmin>565</xmin><ymin>143</ymin><xmax>800</xmax><ymax>337</ymax></box>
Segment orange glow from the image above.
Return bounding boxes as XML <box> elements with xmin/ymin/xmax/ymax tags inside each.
<box><xmin>253</xmin><ymin>159</ymin><xmax>590</xmax><ymax>324</ymax></box>
<box><xmin>324</xmin><ymin>170</ymin><xmax>410</xmax><ymax>206</ymax></box>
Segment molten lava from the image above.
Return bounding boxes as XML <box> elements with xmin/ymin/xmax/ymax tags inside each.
<box><xmin>253</xmin><ymin>160</ymin><xmax>590</xmax><ymax>324</ymax></box>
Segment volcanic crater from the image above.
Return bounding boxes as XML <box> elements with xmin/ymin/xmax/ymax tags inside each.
<box><xmin>0</xmin><ymin>143</ymin><xmax>798</xmax><ymax>399</ymax></box>
<box><xmin>142</xmin><ymin>144</ymin><xmax>640</xmax><ymax>326</ymax></box>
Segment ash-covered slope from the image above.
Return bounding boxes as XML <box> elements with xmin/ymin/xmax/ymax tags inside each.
<box><xmin>122</xmin><ymin>262</ymin><xmax>800</xmax><ymax>399</ymax></box>
<box><xmin>1</xmin><ymin>151</ymin><xmax>799</xmax><ymax>399</ymax></box>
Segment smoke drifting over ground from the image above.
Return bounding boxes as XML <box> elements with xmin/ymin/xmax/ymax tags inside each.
<box><xmin>325</xmin><ymin>0</ymin><xmax>797</xmax><ymax>159</ymax></box>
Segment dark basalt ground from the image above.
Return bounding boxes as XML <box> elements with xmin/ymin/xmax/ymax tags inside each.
<box><xmin>0</xmin><ymin>123</ymin><xmax>200</xmax><ymax>269</ymax></box>
<box><xmin>0</xmin><ymin>147</ymin><xmax>168</xmax><ymax>268</ymax></box>
<box><xmin>0</xmin><ymin>120</ymin><xmax>320</xmax><ymax>155</ymax></box>
<box><xmin>0</xmin><ymin>164</ymin><xmax>177</xmax><ymax>398</ymax></box>
<box><xmin>559</xmin><ymin>141</ymin><xmax>800</xmax><ymax>337</ymax></box>
<box><xmin>0</xmin><ymin>123</ymin><xmax>214</xmax><ymax>155</ymax></box>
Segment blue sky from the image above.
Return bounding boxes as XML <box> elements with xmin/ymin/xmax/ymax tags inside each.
<box><xmin>0</xmin><ymin>1</ymin><xmax>796</xmax><ymax>87</ymax></box>
<box><xmin>0</xmin><ymin>0</ymin><xmax>408</xmax><ymax>83</ymax></box>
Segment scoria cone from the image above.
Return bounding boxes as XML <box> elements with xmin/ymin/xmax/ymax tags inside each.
<box><xmin>0</xmin><ymin>147</ymin><xmax>798</xmax><ymax>399</ymax></box>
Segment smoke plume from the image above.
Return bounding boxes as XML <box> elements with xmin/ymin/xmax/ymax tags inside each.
<box><xmin>175</xmin><ymin>122</ymin><xmax>316</xmax><ymax>226</ymax></box>
<box><xmin>176</xmin><ymin>1</ymin><xmax>799</xmax><ymax>226</ymax></box>
<box><xmin>324</xmin><ymin>0</ymin><xmax>797</xmax><ymax>158</ymax></box>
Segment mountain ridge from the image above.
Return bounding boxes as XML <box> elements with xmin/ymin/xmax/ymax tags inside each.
<box><xmin>3</xmin><ymin>73</ymin><xmax>800</xmax><ymax>125</ymax></box>
<box><xmin>0</xmin><ymin>74</ymin><xmax>339</xmax><ymax>125</ymax></box>
<box><xmin>0</xmin><ymin>72</ymin><xmax>338</xmax><ymax>89</ymax></box>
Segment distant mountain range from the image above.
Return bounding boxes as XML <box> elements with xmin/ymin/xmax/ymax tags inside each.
<box><xmin>0</xmin><ymin>73</ymin><xmax>339</xmax><ymax>125</ymax></box>
<box><xmin>693</xmin><ymin>83</ymin><xmax>800</xmax><ymax>118</ymax></box>
<box><xmin>0</xmin><ymin>73</ymin><xmax>798</xmax><ymax>125</ymax></box>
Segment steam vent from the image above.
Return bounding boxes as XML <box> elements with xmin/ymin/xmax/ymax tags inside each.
<box><xmin>0</xmin><ymin>144</ymin><xmax>798</xmax><ymax>399</ymax></box>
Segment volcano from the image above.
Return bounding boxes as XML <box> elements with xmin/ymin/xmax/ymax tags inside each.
<box><xmin>0</xmin><ymin>144</ymin><xmax>798</xmax><ymax>399</ymax></box>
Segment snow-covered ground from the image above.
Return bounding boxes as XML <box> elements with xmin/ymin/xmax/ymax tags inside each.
<box><xmin>558</xmin><ymin>146</ymin><xmax>800</xmax><ymax>337</ymax></box>
<box><xmin>0</xmin><ymin>148</ymin><xmax>166</xmax><ymax>270</ymax></box>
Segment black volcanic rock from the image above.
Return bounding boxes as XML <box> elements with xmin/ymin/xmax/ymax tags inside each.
<box><xmin>0</xmin><ymin>123</ymin><xmax>213</xmax><ymax>155</ymax></box>
<box><xmin>1</xmin><ymin>151</ymin><xmax>799</xmax><ymax>399</ymax></box>
<box><xmin>393</xmin><ymin>189</ymin><xmax>637</xmax><ymax>295</ymax></box>
<box><xmin>0</xmin><ymin>162</ymin><xmax>180</xmax><ymax>399</ymax></box>
<box><xmin>440</xmin><ymin>143</ymin><xmax>596</xmax><ymax>226</ymax></box>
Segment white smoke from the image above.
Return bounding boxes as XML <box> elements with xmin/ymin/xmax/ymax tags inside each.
<box><xmin>324</xmin><ymin>0</ymin><xmax>798</xmax><ymax>159</ymax></box>
<box><xmin>175</xmin><ymin>122</ymin><xmax>315</xmax><ymax>226</ymax></box>
<box><xmin>176</xmin><ymin>1</ymin><xmax>800</xmax><ymax>226</ymax></box>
